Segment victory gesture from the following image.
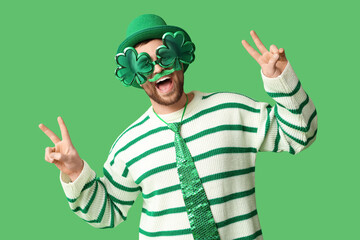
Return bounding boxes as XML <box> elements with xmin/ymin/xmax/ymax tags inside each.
<box><xmin>39</xmin><ymin>116</ymin><xmax>84</xmax><ymax>182</ymax></box>
<box><xmin>242</xmin><ymin>30</ymin><xmax>288</xmax><ymax>78</ymax></box>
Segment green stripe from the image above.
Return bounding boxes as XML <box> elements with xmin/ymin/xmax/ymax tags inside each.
<box><xmin>67</xmin><ymin>177</ymin><xmax>96</xmax><ymax>203</ymax></box>
<box><xmin>266</xmin><ymin>81</ymin><xmax>301</xmax><ymax>98</ymax></box>
<box><xmin>109</xmin><ymin>204</ymin><xmax>115</xmax><ymax>228</ymax></box>
<box><xmin>289</xmin><ymin>145</ymin><xmax>295</xmax><ymax>155</ymax></box>
<box><xmin>186</xmin><ymin>124</ymin><xmax>257</xmax><ymax>143</ymax></box>
<box><xmin>143</xmin><ymin>184</ymin><xmax>181</xmax><ymax>199</ymax></box>
<box><xmin>201</xmin><ymin>167</ymin><xmax>255</xmax><ymax>184</ymax></box>
<box><xmin>280</xmin><ymin>123</ymin><xmax>306</xmax><ymax>145</ymax></box>
<box><xmin>84</xmin><ymin>181</ymin><xmax>126</xmax><ymax>226</ymax></box>
<box><xmin>99</xmin><ymin>203</ymin><xmax>115</xmax><ymax>229</ymax></box>
<box><xmin>112</xmin><ymin>203</ymin><xmax>127</xmax><ymax>221</ymax></box>
<box><xmin>85</xmin><ymin>181</ymin><xmax>108</xmax><ymax>224</ymax></box>
<box><xmin>184</xmin><ymin>103</ymin><xmax>260</xmax><ymax>125</ymax></box>
<box><xmin>134</xmin><ymin>124</ymin><xmax>257</xmax><ymax>184</ymax></box>
<box><xmin>121</xmin><ymin>167</ymin><xmax>129</xmax><ymax>177</ymax></box>
<box><xmin>109</xmin><ymin>115</ymin><xmax>149</xmax><ymax>154</ymax></box>
<box><xmin>109</xmin><ymin>202</ymin><xmax>127</xmax><ymax>222</ymax></box>
<box><xmin>209</xmin><ymin>187</ymin><xmax>255</xmax><ymax>205</ymax></box>
<box><xmin>264</xmin><ymin>104</ymin><xmax>272</xmax><ymax>136</ymax></box>
<box><xmin>127</xmin><ymin>142</ymin><xmax>174</xmax><ymax>167</ymax></box>
<box><xmin>202</xmin><ymin>92</ymin><xmax>258</xmax><ymax>102</ymax></box>
<box><xmin>107</xmin><ymin>199</ymin><xmax>127</xmax><ymax>222</ymax></box>
<box><xmin>139</xmin><ymin>209</ymin><xmax>258</xmax><ymax>237</ymax></box>
<box><xmin>275</xmin><ymin>105</ymin><xmax>317</xmax><ymax>132</ymax></box>
<box><xmin>277</xmin><ymin>93</ymin><xmax>309</xmax><ymax>114</ymax></box>
<box><xmin>82</xmin><ymin>178</ymin><xmax>96</xmax><ymax>192</ymax></box>
<box><xmin>126</xmin><ymin>125</ymin><xmax>257</xmax><ymax>167</ymax></box>
<box><xmin>234</xmin><ymin>229</ymin><xmax>263</xmax><ymax>240</ymax></box>
<box><xmin>110</xmin><ymin>126</ymin><xmax>168</xmax><ymax>165</ymax></box>
<box><xmin>128</xmin><ymin>123</ymin><xmax>258</xmax><ymax>168</ymax></box>
<box><xmin>139</xmin><ymin>227</ymin><xmax>192</xmax><ymax>237</ymax></box>
<box><xmin>108</xmin><ymin>193</ymin><xmax>134</xmax><ymax>206</ymax></box>
<box><xmin>142</xmin><ymin>165</ymin><xmax>255</xmax><ymax>199</ymax></box>
<box><xmin>216</xmin><ymin>209</ymin><xmax>258</xmax><ymax>228</ymax></box>
<box><xmin>72</xmin><ymin>181</ymin><xmax>98</xmax><ymax>213</ymax></box>
<box><xmin>272</xmin><ymin>122</ymin><xmax>280</xmax><ymax>152</ymax></box>
<box><xmin>193</xmin><ymin>147</ymin><xmax>257</xmax><ymax>162</ymax></box>
<box><xmin>67</xmin><ymin>180</ymin><xmax>129</xmax><ymax>226</ymax></box>
<box><xmin>103</xmin><ymin>168</ymin><xmax>141</xmax><ymax>192</ymax></box>
<box><xmin>142</xmin><ymin>188</ymin><xmax>255</xmax><ymax>217</ymax></box>
<box><xmin>136</xmin><ymin>162</ymin><xmax>177</xmax><ymax>184</ymax></box>
<box><xmin>113</xmin><ymin>102</ymin><xmax>260</xmax><ymax>166</ymax></box>
<box><xmin>307</xmin><ymin>128</ymin><xmax>317</xmax><ymax>143</ymax></box>
<box><xmin>279</xmin><ymin>123</ymin><xmax>318</xmax><ymax>146</ymax></box>
<box><xmin>137</xmin><ymin>147</ymin><xmax>256</xmax><ymax>184</ymax></box>
<box><xmin>142</xmin><ymin>206</ymin><xmax>187</xmax><ymax>217</ymax></box>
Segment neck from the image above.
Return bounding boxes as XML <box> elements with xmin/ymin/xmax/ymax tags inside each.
<box><xmin>151</xmin><ymin>92</ymin><xmax>194</xmax><ymax>114</ymax></box>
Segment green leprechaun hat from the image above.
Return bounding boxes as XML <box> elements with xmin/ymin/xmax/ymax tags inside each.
<box><xmin>116</xmin><ymin>14</ymin><xmax>193</xmax><ymax>74</ymax></box>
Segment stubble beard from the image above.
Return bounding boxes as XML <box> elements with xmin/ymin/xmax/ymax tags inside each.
<box><xmin>143</xmin><ymin>77</ymin><xmax>184</xmax><ymax>106</ymax></box>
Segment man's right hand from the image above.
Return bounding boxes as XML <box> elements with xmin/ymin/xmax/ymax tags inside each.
<box><xmin>39</xmin><ymin>116</ymin><xmax>84</xmax><ymax>182</ymax></box>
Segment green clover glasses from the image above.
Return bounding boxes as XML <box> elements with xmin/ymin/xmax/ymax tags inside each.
<box><xmin>115</xmin><ymin>31</ymin><xmax>195</xmax><ymax>88</ymax></box>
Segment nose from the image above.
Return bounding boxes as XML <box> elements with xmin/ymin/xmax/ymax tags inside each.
<box><xmin>151</xmin><ymin>62</ymin><xmax>164</xmax><ymax>77</ymax></box>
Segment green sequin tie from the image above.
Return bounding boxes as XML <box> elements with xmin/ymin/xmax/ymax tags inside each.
<box><xmin>153</xmin><ymin>95</ymin><xmax>220</xmax><ymax>240</ymax></box>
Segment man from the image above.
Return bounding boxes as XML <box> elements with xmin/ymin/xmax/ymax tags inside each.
<box><xmin>39</xmin><ymin>14</ymin><xmax>317</xmax><ymax>239</ymax></box>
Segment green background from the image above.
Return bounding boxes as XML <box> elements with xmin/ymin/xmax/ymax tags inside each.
<box><xmin>1</xmin><ymin>0</ymin><xmax>358</xmax><ymax>239</ymax></box>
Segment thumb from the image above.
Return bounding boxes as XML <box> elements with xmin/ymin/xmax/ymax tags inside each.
<box><xmin>49</xmin><ymin>152</ymin><xmax>64</xmax><ymax>162</ymax></box>
<box><xmin>268</xmin><ymin>54</ymin><xmax>279</xmax><ymax>68</ymax></box>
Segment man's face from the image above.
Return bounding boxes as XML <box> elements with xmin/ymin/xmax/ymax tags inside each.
<box><xmin>135</xmin><ymin>39</ymin><xmax>185</xmax><ymax>106</ymax></box>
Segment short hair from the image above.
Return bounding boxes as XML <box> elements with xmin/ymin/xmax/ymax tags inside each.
<box><xmin>134</xmin><ymin>39</ymin><xmax>161</xmax><ymax>49</ymax></box>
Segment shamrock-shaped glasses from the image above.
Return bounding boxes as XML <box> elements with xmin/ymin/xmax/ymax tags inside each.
<box><xmin>115</xmin><ymin>31</ymin><xmax>195</xmax><ymax>88</ymax></box>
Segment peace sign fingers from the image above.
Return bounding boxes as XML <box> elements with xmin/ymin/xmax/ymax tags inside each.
<box><xmin>57</xmin><ymin>116</ymin><xmax>72</xmax><ymax>143</ymax></box>
<box><xmin>250</xmin><ymin>30</ymin><xmax>268</xmax><ymax>54</ymax></box>
<box><xmin>242</xmin><ymin>30</ymin><xmax>288</xmax><ymax>78</ymax></box>
<box><xmin>242</xmin><ymin>30</ymin><xmax>270</xmax><ymax>64</ymax></box>
<box><xmin>241</xmin><ymin>40</ymin><xmax>263</xmax><ymax>65</ymax></box>
<box><xmin>40</xmin><ymin>116</ymin><xmax>83</xmax><ymax>181</ymax></box>
<box><xmin>39</xmin><ymin>123</ymin><xmax>61</xmax><ymax>144</ymax></box>
<box><xmin>39</xmin><ymin>116</ymin><xmax>72</xmax><ymax>144</ymax></box>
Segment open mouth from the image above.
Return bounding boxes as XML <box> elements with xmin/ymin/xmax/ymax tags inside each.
<box><xmin>155</xmin><ymin>76</ymin><xmax>173</xmax><ymax>93</ymax></box>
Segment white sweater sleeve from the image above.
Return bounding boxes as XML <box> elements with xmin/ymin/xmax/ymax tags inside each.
<box><xmin>60</xmin><ymin>154</ymin><xmax>141</xmax><ymax>229</ymax></box>
<box><xmin>256</xmin><ymin>62</ymin><xmax>318</xmax><ymax>154</ymax></box>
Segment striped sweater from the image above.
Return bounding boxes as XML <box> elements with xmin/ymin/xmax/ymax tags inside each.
<box><xmin>60</xmin><ymin>62</ymin><xmax>317</xmax><ymax>239</ymax></box>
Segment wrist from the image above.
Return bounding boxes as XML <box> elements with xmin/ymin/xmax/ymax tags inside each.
<box><xmin>68</xmin><ymin>160</ymin><xmax>84</xmax><ymax>182</ymax></box>
<box><xmin>263</xmin><ymin>69</ymin><xmax>281</xmax><ymax>78</ymax></box>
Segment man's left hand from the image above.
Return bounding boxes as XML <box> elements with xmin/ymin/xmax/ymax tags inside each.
<box><xmin>242</xmin><ymin>30</ymin><xmax>288</xmax><ymax>78</ymax></box>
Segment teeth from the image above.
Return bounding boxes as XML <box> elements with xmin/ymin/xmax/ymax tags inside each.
<box><xmin>156</xmin><ymin>77</ymin><xmax>170</xmax><ymax>84</ymax></box>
